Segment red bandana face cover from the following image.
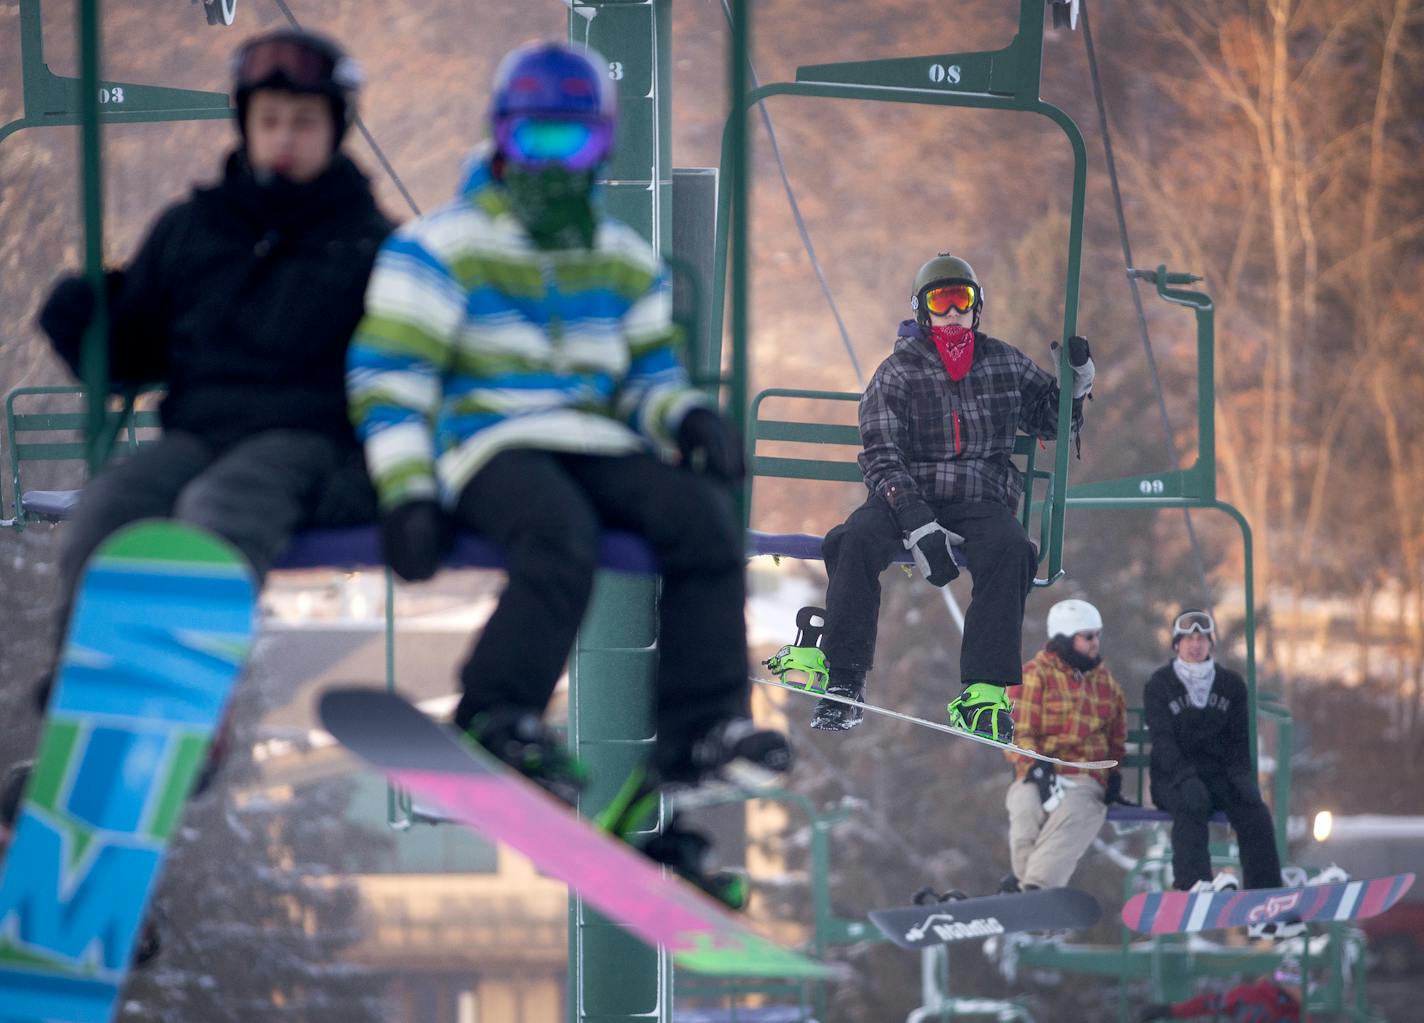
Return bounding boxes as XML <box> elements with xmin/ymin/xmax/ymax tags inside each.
<box><xmin>929</xmin><ymin>324</ymin><xmax>975</xmax><ymax>381</ymax></box>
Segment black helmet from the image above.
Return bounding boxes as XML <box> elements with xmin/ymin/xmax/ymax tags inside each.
<box><xmin>231</xmin><ymin>29</ymin><xmax>363</xmax><ymax>148</ymax></box>
<box><xmin>910</xmin><ymin>253</ymin><xmax>984</xmax><ymax>327</ymax></box>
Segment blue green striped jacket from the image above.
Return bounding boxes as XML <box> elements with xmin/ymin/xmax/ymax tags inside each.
<box><xmin>347</xmin><ymin>148</ymin><xmax>708</xmax><ymax>510</ymax></box>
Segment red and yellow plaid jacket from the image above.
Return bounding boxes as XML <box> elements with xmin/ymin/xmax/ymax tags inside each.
<box><xmin>1007</xmin><ymin>648</ymin><xmax>1126</xmax><ymax>779</ymax></box>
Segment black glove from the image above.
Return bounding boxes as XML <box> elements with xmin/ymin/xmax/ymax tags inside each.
<box><xmin>1104</xmin><ymin>770</ymin><xmax>1139</xmax><ymax>807</ymax></box>
<box><xmin>380</xmin><ymin>499</ymin><xmax>453</xmax><ymax>583</ymax></box>
<box><xmin>676</xmin><ymin>407</ymin><xmax>745</xmax><ymax>484</ymax></box>
<box><xmin>1025</xmin><ymin>762</ymin><xmax>1061</xmax><ymax>809</ymax></box>
<box><xmin>1176</xmin><ymin>775</ymin><xmax>1212</xmax><ymax>819</ymax></box>
<box><xmin>38</xmin><ymin>274</ymin><xmax>100</xmax><ymax>368</ymax></box>
<box><xmin>892</xmin><ymin>497</ymin><xmax>960</xmax><ymax>586</ymax></box>
<box><xmin>1066</xmin><ymin>335</ymin><xmax>1091</xmax><ymax>367</ymax></box>
<box><xmin>1137</xmin><ymin>1004</ymin><xmax>1173</xmax><ymax>1023</ymax></box>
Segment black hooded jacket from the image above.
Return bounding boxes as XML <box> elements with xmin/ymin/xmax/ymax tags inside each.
<box><xmin>47</xmin><ymin>152</ymin><xmax>393</xmax><ymax>451</ymax></box>
<box><xmin>1143</xmin><ymin>660</ymin><xmax>1254</xmax><ymax>788</ymax></box>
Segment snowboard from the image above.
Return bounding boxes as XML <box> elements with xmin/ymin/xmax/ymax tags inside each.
<box><xmin>753</xmin><ymin>676</ymin><xmax>1117</xmax><ymax>770</ymax></box>
<box><xmin>0</xmin><ymin>522</ymin><xmax>256</xmax><ymax>1023</ymax></box>
<box><xmin>318</xmin><ymin>687</ymin><xmax>835</xmax><ymax>980</ymax></box>
<box><xmin>1121</xmin><ymin>873</ymin><xmax>1415</xmax><ymax>935</ymax></box>
<box><xmin>870</xmin><ymin>888</ymin><xmax>1102</xmax><ymax>949</ymax></box>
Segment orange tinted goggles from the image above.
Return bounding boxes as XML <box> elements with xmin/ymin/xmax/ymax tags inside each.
<box><xmin>924</xmin><ymin>283</ymin><xmax>978</xmax><ymax>315</ymax></box>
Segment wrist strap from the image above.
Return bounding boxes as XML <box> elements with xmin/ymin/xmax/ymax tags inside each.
<box><xmin>903</xmin><ymin>521</ymin><xmax>941</xmax><ymax>548</ymax></box>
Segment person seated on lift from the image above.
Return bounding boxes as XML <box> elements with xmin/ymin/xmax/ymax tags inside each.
<box><xmin>800</xmin><ymin>253</ymin><xmax>1096</xmax><ymax>741</ymax></box>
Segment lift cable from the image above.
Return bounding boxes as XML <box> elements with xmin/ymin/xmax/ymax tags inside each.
<box><xmin>271</xmin><ymin>0</ymin><xmax>422</xmax><ymax>218</ymax></box>
<box><xmin>1079</xmin><ymin>0</ymin><xmax>1212</xmax><ymax>602</ymax></box>
<box><xmin>719</xmin><ymin>0</ymin><xmax>864</xmax><ymax>387</ymax></box>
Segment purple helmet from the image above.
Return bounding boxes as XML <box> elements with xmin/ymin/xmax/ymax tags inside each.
<box><xmin>490</xmin><ymin>42</ymin><xmax>615</xmax><ymax>172</ymax></box>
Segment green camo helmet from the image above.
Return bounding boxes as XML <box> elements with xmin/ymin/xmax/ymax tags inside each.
<box><xmin>910</xmin><ymin>253</ymin><xmax>983</xmax><ymax>327</ymax></box>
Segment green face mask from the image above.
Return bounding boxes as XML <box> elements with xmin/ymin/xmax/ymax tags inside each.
<box><xmin>502</xmin><ymin>164</ymin><xmax>597</xmax><ymax>250</ymax></box>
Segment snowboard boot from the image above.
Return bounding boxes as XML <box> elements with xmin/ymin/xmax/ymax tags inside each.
<box><xmin>681</xmin><ymin>716</ymin><xmax>794</xmax><ymax>793</ymax></box>
<box><xmin>596</xmin><ymin>770</ymin><xmax>748</xmax><ymax>910</ymax></box>
<box><xmin>912</xmin><ymin>885</ymin><xmax>968</xmax><ymax>906</ymax></box>
<box><xmin>1247</xmin><ymin>919</ymin><xmax>1307</xmax><ymax>941</ymax></box>
<box><xmin>1188</xmin><ymin>871</ymin><xmax>1240</xmax><ymax>895</ymax></box>
<box><xmin>764</xmin><ymin>606</ymin><xmax>830</xmax><ymax>692</ymax></box>
<box><xmin>640</xmin><ymin>815</ymin><xmax>750</xmax><ymax>910</ymax></box>
<box><xmin>133</xmin><ymin>914</ymin><xmax>162</xmax><ymax>969</ymax></box>
<box><xmin>998</xmin><ymin>873</ymin><xmax>1022</xmax><ymax>895</ymax></box>
<box><xmin>946</xmin><ymin>682</ymin><xmax>1015</xmax><ymax>743</ymax></box>
<box><xmin>810</xmin><ymin>669</ymin><xmax>866</xmax><ymax>732</ymax></box>
<box><xmin>191</xmin><ymin>703</ymin><xmax>235</xmax><ymax>798</ymax></box>
<box><xmin>462</xmin><ymin>708</ymin><xmax>588</xmax><ymax>806</ymax></box>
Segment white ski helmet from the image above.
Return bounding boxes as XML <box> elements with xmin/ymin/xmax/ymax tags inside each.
<box><xmin>1047</xmin><ymin>599</ymin><xmax>1103</xmax><ymax>639</ymax></box>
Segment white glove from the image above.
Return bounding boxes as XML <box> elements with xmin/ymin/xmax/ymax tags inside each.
<box><xmin>903</xmin><ymin>521</ymin><xmax>965</xmax><ymax>587</ymax></box>
<box><xmin>1071</xmin><ymin>356</ymin><xmax>1095</xmax><ymax>398</ymax></box>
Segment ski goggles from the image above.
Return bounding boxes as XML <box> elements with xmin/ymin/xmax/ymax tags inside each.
<box><xmin>923</xmin><ymin>283</ymin><xmax>979</xmax><ymax>316</ymax></box>
<box><xmin>1172</xmin><ymin>610</ymin><xmax>1216</xmax><ymax>637</ymax></box>
<box><xmin>497</xmin><ymin>116</ymin><xmax>612</xmax><ymax>172</ymax></box>
<box><xmin>232</xmin><ymin>36</ymin><xmax>362</xmax><ymax>93</ymax></box>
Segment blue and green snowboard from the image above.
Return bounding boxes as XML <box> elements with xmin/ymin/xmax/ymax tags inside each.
<box><xmin>0</xmin><ymin>522</ymin><xmax>255</xmax><ymax>1022</ymax></box>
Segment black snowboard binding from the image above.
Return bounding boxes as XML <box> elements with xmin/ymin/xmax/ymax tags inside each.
<box><xmin>462</xmin><ymin>709</ymin><xmax>588</xmax><ymax>806</ymax></box>
<box><xmin>912</xmin><ymin>885</ymin><xmax>969</xmax><ymax>906</ymax></box>
<box><xmin>597</xmin><ymin>769</ymin><xmax>749</xmax><ymax>910</ymax></box>
<box><xmin>682</xmin><ymin>716</ymin><xmax>793</xmax><ymax>793</ymax></box>
<box><xmin>640</xmin><ymin>815</ymin><xmax>749</xmax><ymax>910</ymax></box>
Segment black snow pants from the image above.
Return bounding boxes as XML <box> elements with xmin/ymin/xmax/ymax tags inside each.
<box><xmin>1153</xmin><ymin>770</ymin><xmax>1283</xmax><ymax>890</ymax></box>
<box><xmin>38</xmin><ymin>429</ymin><xmax>375</xmax><ymax>708</ymax></box>
<box><xmin>820</xmin><ymin>495</ymin><xmax>1037</xmax><ymax>686</ymax></box>
<box><xmin>56</xmin><ymin>428</ymin><xmax>375</xmax><ymax>616</ymax></box>
<box><xmin>448</xmin><ymin>449</ymin><xmax>749</xmax><ymax>774</ymax></box>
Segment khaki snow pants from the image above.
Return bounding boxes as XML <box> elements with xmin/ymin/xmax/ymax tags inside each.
<box><xmin>1006</xmin><ymin>775</ymin><xmax>1106</xmax><ymax>889</ymax></box>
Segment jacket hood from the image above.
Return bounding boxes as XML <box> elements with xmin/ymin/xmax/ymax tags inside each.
<box><xmin>203</xmin><ymin>150</ymin><xmax>378</xmax><ymax>230</ymax></box>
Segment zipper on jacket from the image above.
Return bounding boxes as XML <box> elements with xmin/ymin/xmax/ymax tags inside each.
<box><xmin>952</xmin><ymin>410</ymin><xmax>962</xmax><ymax>454</ymax></box>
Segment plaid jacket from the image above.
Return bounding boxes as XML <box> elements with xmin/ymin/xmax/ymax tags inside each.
<box><xmin>859</xmin><ymin>320</ymin><xmax>1082</xmax><ymax>513</ymax></box>
<box><xmin>1007</xmin><ymin>648</ymin><xmax>1126</xmax><ymax>779</ymax></box>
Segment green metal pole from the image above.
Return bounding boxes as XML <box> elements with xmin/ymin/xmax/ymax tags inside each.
<box><xmin>728</xmin><ymin>0</ymin><xmax>750</xmax><ymax>528</ymax></box>
<box><xmin>568</xmin><ymin>4</ymin><xmax>673</xmax><ymax>1020</ymax></box>
<box><xmin>76</xmin><ymin>0</ymin><xmax>108</xmax><ymax>473</ymax></box>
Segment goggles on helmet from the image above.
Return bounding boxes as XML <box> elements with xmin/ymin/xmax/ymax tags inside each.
<box><xmin>232</xmin><ymin>36</ymin><xmax>362</xmax><ymax>94</ymax></box>
<box><xmin>924</xmin><ymin>283</ymin><xmax>979</xmax><ymax>316</ymax></box>
<box><xmin>1172</xmin><ymin>610</ymin><xmax>1216</xmax><ymax>638</ymax></box>
<box><xmin>497</xmin><ymin>116</ymin><xmax>611</xmax><ymax>172</ymax></box>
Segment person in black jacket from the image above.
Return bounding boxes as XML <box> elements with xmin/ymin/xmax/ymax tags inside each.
<box><xmin>35</xmin><ymin>28</ymin><xmax>392</xmax><ymax>625</ymax></box>
<box><xmin>1145</xmin><ymin>610</ymin><xmax>1289</xmax><ymax>914</ymax></box>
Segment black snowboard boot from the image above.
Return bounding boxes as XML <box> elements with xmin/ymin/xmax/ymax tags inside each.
<box><xmin>639</xmin><ymin>813</ymin><xmax>749</xmax><ymax>910</ymax></box>
<box><xmin>191</xmin><ymin>704</ymin><xmax>235</xmax><ymax>798</ymax></box>
<box><xmin>810</xmin><ymin>669</ymin><xmax>866</xmax><ymax>731</ymax></box>
<box><xmin>597</xmin><ymin>770</ymin><xmax>749</xmax><ymax>910</ymax></box>
<box><xmin>912</xmin><ymin>885</ymin><xmax>968</xmax><ymax>905</ymax></box>
<box><xmin>681</xmin><ymin>716</ymin><xmax>793</xmax><ymax>791</ymax></box>
<box><xmin>462</xmin><ymin>708</ymin><xmax>588</xmax><ymax>805</ymax></box>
